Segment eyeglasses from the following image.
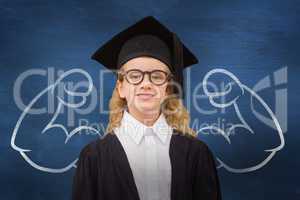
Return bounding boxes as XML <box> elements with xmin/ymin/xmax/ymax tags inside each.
<box><xmin>118</xmin><ymin>69</ymin><xmax>173</xmax><ymax>86</ymax></box>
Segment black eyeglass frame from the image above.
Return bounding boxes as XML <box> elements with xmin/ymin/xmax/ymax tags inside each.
<box><xmin>117</xmin><ymin>69</ymin><xmax>174</xmax><ymax>86</ymax></box>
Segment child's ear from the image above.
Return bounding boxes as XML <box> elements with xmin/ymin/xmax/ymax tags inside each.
<box><xmin>117</xmin><ymin>80</ymin><xmax>125</xmax><ymax>98</ymax></box>
<box><xmin>165</xmin><ymin>83</ymin><xmax>173</xmax><ymax>96</ymax></box>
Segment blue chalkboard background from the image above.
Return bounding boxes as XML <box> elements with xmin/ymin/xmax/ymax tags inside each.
<box><xmin>0</xmin><ymin>0</ymin><xmax>299</xmax><ymax>199</ymax></box>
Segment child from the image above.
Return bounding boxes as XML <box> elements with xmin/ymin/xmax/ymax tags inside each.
<box><xmin>72</xmin><ymin>16</ymin><xmax>222</xmax><ymax>200</ymax></box>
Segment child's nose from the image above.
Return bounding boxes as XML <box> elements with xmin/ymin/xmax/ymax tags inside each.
<box><xmin>139</xmin><ymin>74</ymin><xmax>155</xmax><ymax>91</ymax></box>
<box><xmin>141</xmin><ymin>73</ymin><xmax>152</xmax><ymax>84</ymax></box>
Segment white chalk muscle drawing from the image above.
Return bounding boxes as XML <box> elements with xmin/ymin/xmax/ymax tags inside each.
<box><xmin>11</xmin><ymin>69</ymin><xmax>101</xmax><ymax>173</ymax></box>
<box><xmin>200</xmin><ymin>68</ymin><xmax>285</xmax><ymax>173</ymax></box>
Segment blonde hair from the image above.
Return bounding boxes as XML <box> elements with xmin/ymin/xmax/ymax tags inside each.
<box><xmin>105</xmin><ymin>73</ymin><xmax>197</xmax><ymax>138</ymax></box>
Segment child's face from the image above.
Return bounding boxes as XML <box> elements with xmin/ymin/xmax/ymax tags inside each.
<box><xmin>117</xmin><ymin>56</ymin><xmax>171</xmax><ymax>115</ymax></box>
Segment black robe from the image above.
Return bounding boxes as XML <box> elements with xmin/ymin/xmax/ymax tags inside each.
<box><xmin>71</xmin><ymin>130</ymin><xmax>222</xmax><ymax>200</ymax></box>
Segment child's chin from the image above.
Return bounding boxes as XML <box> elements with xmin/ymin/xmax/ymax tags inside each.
<box><xmin>136</xmin><ymin>104</ymin><xmax>160</xmax><ymax>113</ymax></box>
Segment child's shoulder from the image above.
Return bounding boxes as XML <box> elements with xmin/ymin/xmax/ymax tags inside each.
<box><xmin>173</xmin><ymin>129</ymin><xmax>212</xmax><ymax>153</ymax></box>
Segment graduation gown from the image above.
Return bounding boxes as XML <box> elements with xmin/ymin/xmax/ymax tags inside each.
<box><xmin>71</xmin><ymin>129</ymin><xmax>222</xmax><ymax>200</ymax></box>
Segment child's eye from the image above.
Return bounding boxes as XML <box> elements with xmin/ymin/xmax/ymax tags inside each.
<box><xmin>129</xmin><ymin>74</ymin><xmax>141</xmax><ymax>79</ymax></box>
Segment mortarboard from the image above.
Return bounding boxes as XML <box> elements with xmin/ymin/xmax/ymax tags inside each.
<box><xmin>91</xmin><ymin>16</ymin><xmax>199</xmax><ymax>99</ymax></box>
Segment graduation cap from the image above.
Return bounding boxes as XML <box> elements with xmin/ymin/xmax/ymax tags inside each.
<box><xmin>91</xmin><ymin>16</ymin><xmax>199</xmax><ymax>99</ymax></box>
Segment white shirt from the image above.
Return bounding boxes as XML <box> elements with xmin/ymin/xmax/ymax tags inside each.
<box><xmin>113</xmin><ymin>110</ymin><xmax>173</xmax><ymax>200</ymax></box>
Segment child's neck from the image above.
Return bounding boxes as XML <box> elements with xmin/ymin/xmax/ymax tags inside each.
<box><xmin>126</xmin><ymin>107</ymin><xmax>161</xmax><ymax>127</ymax></box>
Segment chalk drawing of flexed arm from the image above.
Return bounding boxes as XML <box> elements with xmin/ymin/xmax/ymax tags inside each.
<box><xmin>200</xmin><ymin>68</ymin><xmax>285</xmax><ymax>173</ymax></box>
<box><xmin>11</xmin><ymin>68</ymin><xmax>101</xmax><ymax>173</ymax></box>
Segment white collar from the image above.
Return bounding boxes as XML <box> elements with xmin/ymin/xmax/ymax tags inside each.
<box><xmin>118</xmin><ymin>110</ymin><xmax>173</xmax><ymax>145</ymax></box>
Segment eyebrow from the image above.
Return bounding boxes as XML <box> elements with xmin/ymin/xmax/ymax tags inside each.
<box><xmin>124</xmin><ymin>69</ymin><xmax>170</xmax><ymax>73</ymax></box>
<box><xmin>124</xmin><ymin>66</ymin><xmax>170</xmax><ymax>71</ymax></box>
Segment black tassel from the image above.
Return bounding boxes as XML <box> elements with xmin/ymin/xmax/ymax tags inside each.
<box><xmin>172</xmin><ymin>33</ymin><xmax>184</xmax><ymax>99</ymax></box>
